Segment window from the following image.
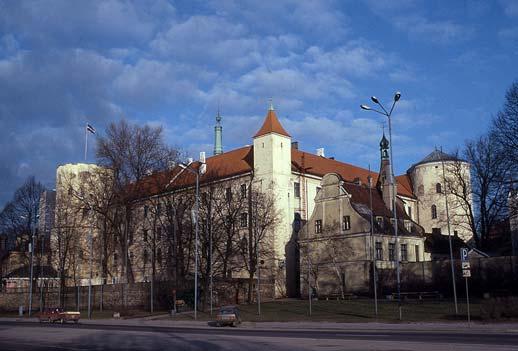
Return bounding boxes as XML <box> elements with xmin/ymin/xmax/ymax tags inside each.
<box><xmin>342</xmin><ymin>215</ymin><xmax>351</xmax><ymax>231</ymax></box>
<box><xmin>415</xmin><ymin>245</ymin><xmax>420</xmax><ymax>262</ymax></box>
<box><xmin>143</xmin><ymin>229</ymin><xmax>148</xmax><ymax>242</ymax></box>
<box><xmin>316</xmin><ymin>186</ymin><xmax>321</xmax><ymax>194</ymax></box>
<box><xmin>157</xmin><ymin>248</ymin><xmax>162</xmax><ymax>263</ymax></box>
<box><xmin>401</xmin><ymin>244</ymin><xmax>408</xmax><ymax>261</ymax></box>
<box><xmin>113</xmin><ymin>253</ymin><xmax>118</xmax><ymax>266</ymax></box>
<box><xmin>389</xmin><ymin>243</ymin><xmax>395</xmax><ymax>261</ymax></box>
<box><xmin>294</xmin><ymin>182</ymin><xmax>301</xmax><ymax>198</ymax></box>
<box><xmin>144</xmin><ymin>205</ymin><xmax>148</xmax><ymax>218</ymax></box>
<box><xmin>436</xmin><ymin>183</ymin><xmax>442</xmax><ymax>193</ymax></box>
<box><xmin>240</xmin><ymin>213</ymin><xmax>248</xmax><ymax>228</ymax></box>
<box><xmin>375</xmin><ymin>242</ymin><xmax>383</xmax><ymax>260</ymax></box>
<box><xmin>404</xmin><ymin>220</ymin><xmax>412</xmax><ymax>232</ymax></box>
<box><xmin>225</xmin><ymin>187</ymin><xmax>232</xmax><ymax>202</ymax></box>
<box><xmin>407</xmin><ymin>206</ymin><xmax>412</xmax><ymax>219</ymax></box>
<box><xmin>431</xmin><ymin>205</ymin><xmax>437</xmax><ymax>219</ymax></box>
<box><xmin>315</xmin><ymin>220</ymin><xmax>322</xmax><ymax>234</ymax></box>
<box><xmin>376</xmin><ymin>216</ymin><xmax>384</xmax><ymax>229</ymax></box>
<box><xmin>143</xmin><ymin>250</ymin><xmax>148</xmax><ymax>264</ymax></box>
<box><xmin>157</xmin><ymin>227</ymin><xmax>162</xmax><ymax>241</ymax></box>
<box><xmin>240</xmin><ymin>184</ymin><xmax>247</xmax><ymax>199</ymax></box>
<box><xmin>432</xmin><ymin>227</ymin><xmax>441</xmax><ymax>235</ymax></box>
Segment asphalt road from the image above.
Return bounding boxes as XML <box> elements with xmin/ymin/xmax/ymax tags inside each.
<box><xmin>0</xmin><ymin>321</ymin><xmax>517</xmax><ymax>351</ymax></box>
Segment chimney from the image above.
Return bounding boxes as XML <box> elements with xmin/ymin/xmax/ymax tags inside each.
<box><xmin>316</xmin><ymin>148</ymin><xmax>325</xmax><ymax>157</ymax></box>
<box><xmin>291</xmin><ymin>141</ymin><xmax>299</xmax><ymax>149</ymax></box>
<box><xmin>199</xmin><ymin>151</ymin><xmax>206</xmax><ymax>163</ymax></box>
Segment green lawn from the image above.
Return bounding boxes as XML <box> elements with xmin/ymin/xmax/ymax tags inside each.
<box><xmin>1</xmin><ymin>299</ymin><xmax>488</xmax><ymax>323</ymax></box>
<box><xmin>164</xmin><ymin>298</ymin><xmax>483</xmax><ymax>323</ymax></box>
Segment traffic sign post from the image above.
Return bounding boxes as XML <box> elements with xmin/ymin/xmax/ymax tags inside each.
<box><xmin>460</xmin><ymin>248</ymin><xmax>471</xmax><ymax>325</ymax></box>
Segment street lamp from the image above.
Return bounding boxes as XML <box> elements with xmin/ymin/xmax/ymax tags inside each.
<box><xmin>178</xmin><ymin>153</ymin><xmax>206</xmax><ymax>320</ymax></box>
<box><xmin>361</xmin><ymin>91</ymin><xmax>402</xmax><ymax>320</ymax></box>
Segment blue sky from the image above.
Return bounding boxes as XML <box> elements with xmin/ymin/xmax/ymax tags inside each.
<box><xmin>0</xmin><ymin>0</ymin><xmax>517</xmax><ymax>208</ymax></box>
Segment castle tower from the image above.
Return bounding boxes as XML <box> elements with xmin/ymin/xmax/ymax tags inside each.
<box><xmin>252</xmin><ymin>101</ymin><xmax>292</xmax><ymax>265</ymax></box>
<box><xmin>379</xmin><ymin>133</ymin><xmax>396</xmax><ymax>211</ymax></box>
<box><xmin>214</xmin><ymin>109</ymin><xmax>223</xmax><ymax>155</ymax></box>
<box><xmin>408</xmin><ymin>150</ymin><xmax>473</xmax><ymax>242</ymax></box>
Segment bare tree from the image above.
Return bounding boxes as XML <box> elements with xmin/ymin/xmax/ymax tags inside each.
<box><xmin>300</xmin><ymin>222</ymin><xmax>353</xmax><ymax>298</ymax></box>
<box><xmin>444</xmin><ymin>135</ymin><xmax>513</xmax><ymax>248</ymax></box>
<box><xmin>95</xmin><ymin>119</ymin><xmax>179</xmax><ymax>288</ymax></box>
<box><xmin>493</xmin><ymin>81</ymin><xmax>518</xmax><ymax>167</ymax></box>
<box><xmin>239</xmin><ymin>183</ymin><xmax>280</xmax><ymax>303</ymax></box>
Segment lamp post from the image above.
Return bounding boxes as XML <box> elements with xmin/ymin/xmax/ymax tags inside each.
<box><xmin>361</xmin><ymin>91</ymin><xmax>402</xmax><ymax>320</ymax></box>
<box><xmin>179</xmin><ymin>154</ymin><xmax>207</xmax><ymax>320</ymax></box>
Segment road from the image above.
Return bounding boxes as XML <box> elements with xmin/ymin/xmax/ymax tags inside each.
<box><xmin>0</xmin><ymin>320</ymin><xmax>517</xmax><ymax>350</ymax></box>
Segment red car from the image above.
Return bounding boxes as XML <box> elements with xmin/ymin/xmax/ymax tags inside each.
<box><xmin>37</xmin><ymin>308</ymin><xmax>81</xmax><ymax>324</ymax></box>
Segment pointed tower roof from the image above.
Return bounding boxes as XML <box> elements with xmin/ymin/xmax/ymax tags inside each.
<box><xmin>253</xmin><ymin>102</ymin><xmax>291</xmax><ymax>138</ymax></box>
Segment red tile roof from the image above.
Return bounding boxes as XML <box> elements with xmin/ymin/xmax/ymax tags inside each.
<box><xmin>135</xmin><ymin>146</ymin><xmax>414</xmax><ymax>199</ymax></box>
<box><xmin>254</xmin><ymin>109</ymin><xmax>290</xmax><ymax>138</ymax></box>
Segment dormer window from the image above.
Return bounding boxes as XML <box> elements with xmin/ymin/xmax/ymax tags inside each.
<box><xmin>315</xmin><ymin>220</ymin><xmax>322</xmax><ymax>234</ymax></box>
<box><xmin>342</xmin><ymin>216</ymin><xmax>351</xmax><ymax>231</ymax></box>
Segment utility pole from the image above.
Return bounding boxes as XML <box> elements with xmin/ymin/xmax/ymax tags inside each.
<box><xmin>440</xmin><ymin>147</ymin><xmax>459</xmax><ymax>315</ymax></box>
<box><xmin>368</xmin><ymin>169</ymin><xmax>378</xmax><ymax>317</ymax></box>
<box><xmin>88</xmin><ymin>231</ymin><xmax>93</xmax><ymax>319</ymax></box>
<box><xmin>28</xmin><ymin>207</ymin><xmax>37</xmax><ymax>317</ymax></box>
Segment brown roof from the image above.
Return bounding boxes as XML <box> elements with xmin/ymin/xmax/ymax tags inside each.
<box><xmin>291</xmin><ymin>149</ymin><xmax>414</xmax><ymax>198</ymax></box>
<box><xmin>136</xmin><ymin>146</ymin><xmax>414</xmax><ymax>199</ymax></box>
<box><xmin>395</xmin><ymin>174</ymin><xmax>414</xmax><ymax>198</ymax></box>
<box><xmin>254</xmin><ymin>109</ymin><xmax>290</xmax><ymax>138</ymax></box>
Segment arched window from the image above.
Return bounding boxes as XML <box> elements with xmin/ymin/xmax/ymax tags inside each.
<box><xmin>431</xmin><ymin>205</ymin><xmax>437</xmax><ymax>219</ymax></box>
<box><xmin>436</xmin><ymin>183</ymin><xmax>442</xmax><ymax>193</ymax></box>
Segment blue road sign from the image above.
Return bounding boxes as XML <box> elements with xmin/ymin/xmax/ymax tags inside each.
<box><xmin>460</xmin><ymin>248</ymin><xmax>469</xmax><ymax>262</ymax></box>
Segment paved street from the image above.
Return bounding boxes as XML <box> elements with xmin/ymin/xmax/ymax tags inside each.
<box><xmin>0</xmin><ymin>320</ymin><xmax>517</xmax><ymax>350</ymax></box>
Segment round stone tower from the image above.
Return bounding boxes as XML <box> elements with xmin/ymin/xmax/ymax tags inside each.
<box><xmin>407</xmin><ymin>150</ymin><xmax>473</xmax><ymax>243</ymax></box>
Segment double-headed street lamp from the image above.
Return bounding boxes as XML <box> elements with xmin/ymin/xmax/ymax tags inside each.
<box><xmin>361</xmin><ymin>91</ymin><xmax>403</xmax><ymax>320</ymax></box>
<box><xmin>178</xmin><ymin>154</ymin><xmax>206</xmax><ymax>320</ymax></box>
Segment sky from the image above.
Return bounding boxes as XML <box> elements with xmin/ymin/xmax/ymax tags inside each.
<box><xmin>0</xmin><ymin>0</ymin><xmax>517</xmax><ymax>209</ymax></box>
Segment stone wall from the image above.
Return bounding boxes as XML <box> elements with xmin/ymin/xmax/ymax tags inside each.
<box><xmin>0</xmin><ymin>278</ymin><xmax>276</xmax><ymax>313</ymax></box>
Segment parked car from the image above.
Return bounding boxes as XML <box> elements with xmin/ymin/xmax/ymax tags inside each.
<box><xmin>37</xmin><ymin>308</ymin><xmax>81</xmax><ymax>324</ymax></box>
<box><xmin>216</xmin><ymin>305</ymin><xmax>241</xmax><ymax>327</ymax></box>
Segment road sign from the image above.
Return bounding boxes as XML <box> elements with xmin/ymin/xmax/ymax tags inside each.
<box><xmin>460</xmin><ymin>248</ymin><xmax>469</xmax><ymax>262</ymax></box>
<box><xmin>461</xmin><ymin>262</ymin><xmax>471</xmax><ymax>269</ymax></box>
<box><xmin>462</xmin><ymin>269</ymin><xmax>471</xmax><ymax>278</ymax></box>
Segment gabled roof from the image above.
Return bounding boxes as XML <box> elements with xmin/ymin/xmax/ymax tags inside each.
<box><xmin>291</xmin><ymin>149</ymin><xmax>415</xmax><ymax>198</ymax></box>
<box><xmin>254</xmin><ymin>108</ymin><xmax>290</xmax><ymax>138</ymax></box>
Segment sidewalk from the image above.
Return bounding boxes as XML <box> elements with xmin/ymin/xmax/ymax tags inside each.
<box><xmin>2</xmin><ymin>317</ymin><xmax>518</xmax><ymax>334</ymax></box>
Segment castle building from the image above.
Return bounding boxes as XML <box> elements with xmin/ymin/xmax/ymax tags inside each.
<box><xmin>48</xmin><ymin>104</ymin><xmax>473</xmax><ymax>298</ymax></box>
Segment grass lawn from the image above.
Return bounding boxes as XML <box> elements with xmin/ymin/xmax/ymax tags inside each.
<box><xmin>164</xmin><ymin>298</ymin><xmax>482</xmax><ymax>323</ymax></box>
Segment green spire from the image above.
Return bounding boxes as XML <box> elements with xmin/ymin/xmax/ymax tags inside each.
<box><xmin>214</xmin><ymin>108</ymin><xmax>223</xmax><ymax>155</ymax></box>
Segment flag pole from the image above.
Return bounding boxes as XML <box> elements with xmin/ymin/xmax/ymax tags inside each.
<box><xmin>84</xmin><ymin>123</ymin><xmax>88</xmax><ymax>161</ymax></box>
